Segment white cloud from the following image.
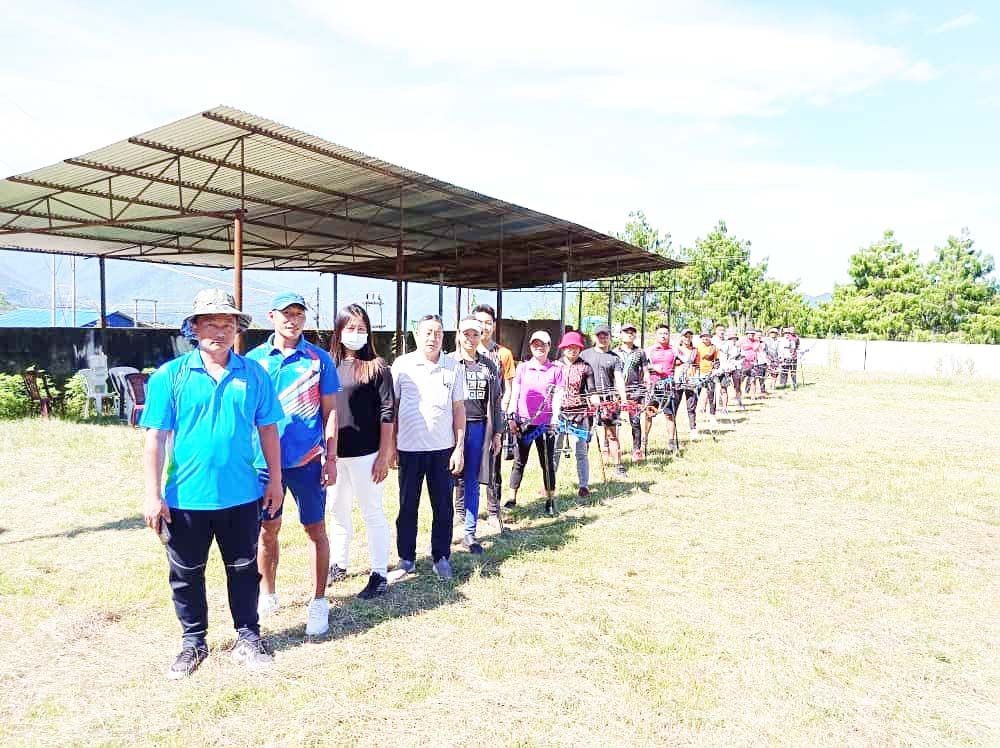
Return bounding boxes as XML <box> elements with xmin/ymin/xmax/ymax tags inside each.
<box><xmin>300</xmin><ymin>0</ymin><xmax>933</xmax><ymax>117</ymax></box>
<box><xmin>932</xmin><ymin>12</ymin><xmax>978</xmax><ymax>33</ymax></box>
<box><xmin>0</xmin><ymin>0</ymin><xmax>992</xmax><ymax>298</ymax></box>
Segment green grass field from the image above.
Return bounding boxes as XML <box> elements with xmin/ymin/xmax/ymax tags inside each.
<box><xmin>1</xmin><ymin>370</ymin><xmax>997</xmax><ymax>746</ymax></box>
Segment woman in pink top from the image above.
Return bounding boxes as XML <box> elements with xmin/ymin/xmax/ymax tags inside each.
<box><xmin>505</xmin><ymin>330</ymin><xmax>563</xmax><ymax>514</ymax></box>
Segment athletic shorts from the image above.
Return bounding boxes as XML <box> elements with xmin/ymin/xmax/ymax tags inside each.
<box><xmin>258</xmin><ymin>458</ymin><xmax>326</xmax><ymax>525</ymax></box>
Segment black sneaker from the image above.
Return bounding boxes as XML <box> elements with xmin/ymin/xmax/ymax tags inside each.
<box><xmin>614</xmin><ymin>464</ymin><xmax>628</xmax><ymax>478</ymax></box>
<box><xmin>357</xmin><ymin>572</ymin><xmax>388</xmax><ymax>599</ymax></box>
<box><xmin>327</xmin><ymin>564</ymin><xmax>347</xmax><ymax>586</ymax></box>
<box><xmin>167</xmin><ymin>645</ymin><xmax>208</xmax><ymax>680</ymax></box>
<box><xmin>461</xmin><ymin>534</ymin><xmax>484</xmax><ymax>555</ymax></box>
<box><xmin>544</xmin><ymin>499</ymin><xmax>557</xmax><ymax>517</ymax></box>
<box><xmin>230</xmin><ymin>636</ymin><xmax>274</xmax><ymax>670</ymax></box>
<box><xmin>503</xmin><ymin>498</ymin><xmax>517</xmax><ymax>508</ymax></box>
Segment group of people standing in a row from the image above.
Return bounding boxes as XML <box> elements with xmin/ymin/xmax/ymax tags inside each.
<box><xmin>140</xmin><ymin>286</ymin><xmax>801</xmax><ymax>680</ymax></box>
<box><xmin>634</xmin><ymin>323</ymin><xmax>802</xmax><ymax>450</ymax></box>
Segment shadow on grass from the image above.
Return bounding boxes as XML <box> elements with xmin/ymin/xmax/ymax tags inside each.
<box><xmin>0</xmin><ymin>514</ymin><xmax>145</xmax><ymax>546</ymax></box>
<box><xmin>266</xmin><ymin>512</ymin><xmax>598</xmax><ymax>652</ymax></box>
<box><xmin>502</xmin><ymin>475</ymin><xmax>656</xmax><ymax>523</ymax></box>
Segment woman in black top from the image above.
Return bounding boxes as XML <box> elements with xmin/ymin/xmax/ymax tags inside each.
<box><xmin>327</xmin><ymin>304</ymin><xmax>396</xmax><ymax>599</ymax></box>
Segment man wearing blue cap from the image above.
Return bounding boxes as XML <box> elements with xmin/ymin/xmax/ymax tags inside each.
<box><xmin>247</xmin><ymin>292</ymin><xmax>341</xmax><ymax>637</ymax></box>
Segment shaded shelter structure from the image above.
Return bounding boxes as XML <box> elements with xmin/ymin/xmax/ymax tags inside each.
<box><xmin>0</xmin><ymin>106</ymin><xmax>681</xmax><ymax>351</ymax></box>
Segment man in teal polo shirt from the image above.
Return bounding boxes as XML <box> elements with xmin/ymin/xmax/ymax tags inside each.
<box><xmin>248</xmin><ymin>292</ymin><xmax>340</xmax><ymax>638</ymax></box>
<box><xmin>141</xmin><ymin>289</ymin><xmax>285</xmax><ymax>680</ymax></box>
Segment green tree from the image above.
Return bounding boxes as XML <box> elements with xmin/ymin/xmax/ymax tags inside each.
<box><xmin>569</xmin><ymin>215</ymin><xmax>814</xmax><ymax>336</ymax></box>
<box><xmin>920</xmin><ymin>230</ymin><xmax>997</xmax><ymax>333</ymax></box>
<box><xmin>0</xmin><ymin>291</ymin><xmax>12</xmax><ymax>313</ymax></box>
<box><xmin>961</xmin><ymin>296</ymin><xmax>1000</xmax><ymax>344</ymax></box>
<box><xmin>818</xmin><ymin>230</ymin><xmax>929</xmax><ymax>340</ymax></box>
<box><xmin>567</xmin><ymin>210</ymin><xmax>676</xmax><ymax>332</ymax></box>
<box><xmin>669</xmin><ymin>221</ymin><xmax>811</xmax><ymax>332</ymax></box>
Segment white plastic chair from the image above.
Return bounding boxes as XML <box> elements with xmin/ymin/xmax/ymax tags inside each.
<box><xmin>78</xmin><ymin>367</ymin><xmax>118</xmax><ymax>417</ymax></box>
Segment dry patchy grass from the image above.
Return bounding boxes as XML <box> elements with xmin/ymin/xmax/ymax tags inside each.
<box><xmin>0</xmin><ymin>370</ymin><xmax>997</xmax><ymax>746</ymax></box>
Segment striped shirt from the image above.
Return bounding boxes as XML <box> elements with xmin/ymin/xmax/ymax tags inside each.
<box><xmin>392</xmin><ymin>351</ymin><xmax>465</xmax><ymax>452</ymax></box>
<box><xmin>247</xmin><ymin>335</ymin><xmax>340</xmax><ymax>468</ymax></box>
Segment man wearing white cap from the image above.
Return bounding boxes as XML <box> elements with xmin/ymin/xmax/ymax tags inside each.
<box><xmin>141</xmin><ymin>289</ymin><xmax>284</xmax><ymax>679</ymax></box>
<box><xmin>451</xmin><ymin>317</ymin><xmax>504</xmax><ymax>552</ymax></box>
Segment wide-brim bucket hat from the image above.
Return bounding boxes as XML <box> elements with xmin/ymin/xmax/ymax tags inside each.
<box><xmin>182</xmin><ymin>288</ymin><xmax>252</xmax><ymax>332</ymax></box>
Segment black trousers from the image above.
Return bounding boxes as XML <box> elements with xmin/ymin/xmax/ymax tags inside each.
<box><xmin>397</xmin><ymin>448</ymin><xmax>454</xmax><ymax>563</ymax></box>
<box><xmin>509</xmin><ymin>430</ymin><xmax>556</xmax><ymax>492</ymax></box>
<box><xmin>673</xmin><ymin>388</ymin><xmax>698</xmax><ymax>429</ymax></box>
<box><xmin>164</xmin><ymin>499</ymin><xmax>262</xmax><ymax>648</ymax></box>
<box><xmin>627</xmin><ymin>399</ymin><xmax>643</xmax><ymax>450</ymax></box>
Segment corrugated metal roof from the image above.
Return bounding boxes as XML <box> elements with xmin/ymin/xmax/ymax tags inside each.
<box><xmin>0</xmin><ymin>106</ymin><xmax>681</xmax><ymax>288</ymax></box>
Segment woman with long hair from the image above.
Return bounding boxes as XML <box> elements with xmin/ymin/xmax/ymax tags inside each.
<box><xmin>326</xmin><ymin>304</ymin><xmax>396</xmax><ymax>599</ymax></box>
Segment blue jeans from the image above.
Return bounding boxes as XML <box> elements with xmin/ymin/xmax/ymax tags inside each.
<box><xmin>396</xmin><ymin>448</ymin><xmax>454</xmax><ymax>563</ymax></box>
<box><xmin>162</xmin><ymin>499</ymin><xmax>262</xmax><ymax>648</ymax></box>
<box><xmin>462</xmin><ymin>421</ymin><xmax>487</xmax><ymax>537</ymax></box>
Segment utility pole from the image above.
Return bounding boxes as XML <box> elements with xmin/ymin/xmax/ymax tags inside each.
<box><xmin>50</xmin><ymin>255</ymin><xmax>56</xmax><ymax>326</ymax></box>
<box><xmin>132</xmin><ymin>298</ymin><xmax>159</xmax><ymax>327</ymax></box>
<box><xmin>70</xmin><ymin>257</ymin><xmax>77</xmax><ymax>327</ymax></box>
<box><xmin>314</xmin><ymin>287</ymin><xmax>320</xmax><ymax>330</ymax></box>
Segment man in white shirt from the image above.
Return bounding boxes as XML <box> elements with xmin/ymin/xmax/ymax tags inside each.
<box><xmin>391</xmin><ymin>314</ymin><xmax>466</xmax><ymax>580</ymax></box>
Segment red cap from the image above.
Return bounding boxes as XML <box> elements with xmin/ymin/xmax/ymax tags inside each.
<box><xmin>557</xmin><ymin>330</ymin><xmax>586</xmax><ymax>350</ymax></box>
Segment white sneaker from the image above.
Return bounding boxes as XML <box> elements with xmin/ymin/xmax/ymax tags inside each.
<box><xmin>305</xmin><ymin>597</ymin><xmax>329</xmax><ymax>637</ymax></box>
<box><xmin>690</xmin><ymin>428</ymin><xmax>701</xmax><ymax>441</ymax></box>
<box><xmin>257</xmin><ymin>592</ymin><xmax>279</xmax><ymax>618</ymax></box>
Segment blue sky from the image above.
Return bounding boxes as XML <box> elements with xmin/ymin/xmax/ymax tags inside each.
<box><xmin>1</xmin><ymin>0</ymin><xmax>997</xmax><ymax>323</ymax></box>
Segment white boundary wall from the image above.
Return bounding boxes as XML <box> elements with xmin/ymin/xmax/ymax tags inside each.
<box><xmin>800</xmin><ymin>338</ymin><xmax>1000</xmax><ymax>379</ymax></box>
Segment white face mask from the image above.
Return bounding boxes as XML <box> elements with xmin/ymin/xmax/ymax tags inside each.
<box><xmin>341</xmin><ymin>331</ymin><xmax>368</xmax><ymax>351</ymax></box>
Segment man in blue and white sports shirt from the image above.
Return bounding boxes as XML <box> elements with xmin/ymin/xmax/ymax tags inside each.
<box><xmin>247</xmin><ymin>292</ymin><xmax>340</xmax><ymax>638</ymax></box>
<box><xmin>141</xmin><ymin>289</ymin><xmax>284</xmax><ymax>680</ymax></box>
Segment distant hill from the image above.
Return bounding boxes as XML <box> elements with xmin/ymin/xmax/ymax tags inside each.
<box><xmin>0</xmin><ymin>262</ymin><xmax>50</xmax><ymax>307</ymax></box>
<box><xmin>804</xmin><ymin>292</ymin><xmax>832</xmax><ymax>307</ymax></box>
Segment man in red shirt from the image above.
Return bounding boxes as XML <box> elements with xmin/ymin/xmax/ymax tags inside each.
<box><xmin>643</xmin><ymin>323</ymin><xmax>679</xmax><ymax>453</ymax></box>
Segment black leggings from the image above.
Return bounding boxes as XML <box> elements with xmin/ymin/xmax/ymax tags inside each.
<box><xmin>673</xmin><ymin>388</ymin><xmax>698</xmax><ymax>429</ymax></box>
<box><xmin>627</xmin><ymin>400</ymin><xmax>643</xmax><ymax>450</ymax></box>
<box><xmin>509</xmin><ymin>431</ymin><xmax>556</xmax><ymax>492</ymax></box>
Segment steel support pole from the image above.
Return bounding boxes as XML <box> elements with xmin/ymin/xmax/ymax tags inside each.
<box><xmin>607</xmin><ymin>277</ymin><xmax>614</xmax><ymax>328</ymax></box>
<box><xmin>640</xmin><ymin>285</ymin><xmax>648</xmax><ymax>348</ymax></box>
<box><xmin>404</xmin><ymin>281</ymin><xmax>410</xmax><ymax>345</ymax></box>
<box><xmin>560</xmin><ymin>270</ymin><xmax>568</xmax><ymax>339</ymax></box>
<box><xmin>396</xmin><ymin>188</ymin><xmax>404</xmax><ymax>358</ymax></box>
<box><xmin>455</xmin><ymin>288</ymin><xmax>462</xmax><ymax>329</ymax></box>
<box><xmin>438</xmin><ymin>269</ymin><xmax>444</xmax><ymax>317</ymax></box>
<box><xmin>667</xmin><ymin>289</ymin><xmax>673</xmax><ymax>333</ymax></box>
<box><xmin>332</xmin><ymin>273</ymin><xmax>338</xmax><ymax>320</ymax></box>
<box><xmin>577</xmin><ymin>282</ymin><xmax>583</xmax><ymax>331</ymax></box>
<box><xmin>98</xmin><ymin>257</ymin><xmax>107</xmax><ymax>329</ymax></box>
<box><xmin>234</xmin><ymin>211</ymin><xmax>245</xmax><ymax>353</ymax></box>
<box><xmin>496</xmin><ymin>215</ymin><xmax>503</xmax><ymax>342</ymax></box>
